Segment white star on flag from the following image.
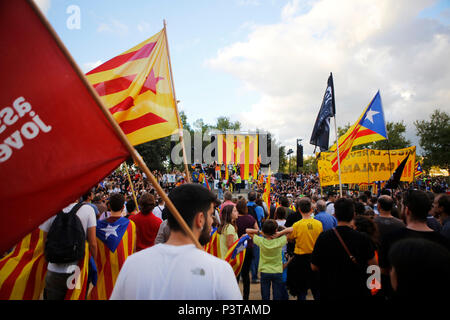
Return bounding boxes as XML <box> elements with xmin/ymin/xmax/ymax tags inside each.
<box><xmin>100</xmin><ymin>224</ymin><xmax>119</xmax><ymax>239</ymax></box>
<box><xmin>365</xmin><ymin>110</ymin><xmax>379</xmax><ymax>124</ymax></box>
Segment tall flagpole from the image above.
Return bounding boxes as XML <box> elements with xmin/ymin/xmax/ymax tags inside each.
<box><xmin>123</xmin><ymin>162</ymin><xmax>140</xmax><ymax>213</ymax></box>
<box><xmin>333</xmin><ymin>117</ymin><xmax>343</xmax><ymax>197</ymax></box>
<box><xmin>329</xmin><ymin>72</ymin><xmax>342</xmax><ymax>197</ymax></box>
<box><xmin>163</xmin><ymin>20</ymin><xmax>191</xmax><ymax>182</ymax></box>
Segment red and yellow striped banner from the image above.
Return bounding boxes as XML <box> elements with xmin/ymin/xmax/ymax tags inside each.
<box><xmin>204</xmin><ymin>229</ymin><xmax>220</xmax><ymax>258</ymax></box>
<box><xmin>0</xmin><ymin>229</ymin><xmax>47</xmax><ymax>300</ymax></box>
<box><xmin>65</xmin><ymin>244</ymin><xmax>90</xmax><ymax>300</ymax></box>
<box><xmin>86</xmin><ymin>29</ymin><xmax>179</xmax><ymax>146</ymax></box>
<box><xmin>216</xmin><ymin>134</ymin><xmax>258</xmax><ymax>180</ymax></box>
<box><xmin>224</xmin><ymin>235</ymin><xmax>250</xmax><ymax>277</ymax></box>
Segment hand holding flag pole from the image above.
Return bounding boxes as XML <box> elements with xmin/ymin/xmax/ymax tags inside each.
<box><xmin>30</xmin><ymin>3</ymin><xmax>202</xmax><ymax>249</ymax></box>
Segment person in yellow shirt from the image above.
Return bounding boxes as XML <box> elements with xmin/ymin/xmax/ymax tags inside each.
<box><xmin>286</xmin><ymin>197</ymin><xmax>323</xmax><ymax>300</ymax></box>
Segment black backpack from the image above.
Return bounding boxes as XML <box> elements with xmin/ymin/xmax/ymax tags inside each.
<box><xmin>45</xmin><ymin>202</ymin><xmax>86</xmax><ymax>264</ymax></box>
<box><xmin>247</xmin><ymin>204</ymin><xmax>260</xmax><ymax>227</ymax></box>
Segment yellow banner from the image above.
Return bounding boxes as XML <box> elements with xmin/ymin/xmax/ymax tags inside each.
<box><xmin>318</xmin><ymin>146</ymin><xmax>416</xmax><ymax>186</ymax></box>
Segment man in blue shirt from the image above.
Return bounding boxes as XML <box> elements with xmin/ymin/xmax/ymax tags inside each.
<box><xmin>247</xmin><ymin>191</ymin><xmax>265</xmax><ymax>228</ymax></box>
<box><xmin>314</xmin><ymin>199</ymin><xmax>337</xmax><ymax>231</ymax></box>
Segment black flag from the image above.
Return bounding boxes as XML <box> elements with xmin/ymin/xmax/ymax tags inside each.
<box><xmin>310</xmin><ymin>73</ymin><xmax>336</xmax><ymax>152</ymax></box>
<box><xmin>384</xmin><ymin>154</ymin><xmax>410</xmax><ymax>189</ymax></box>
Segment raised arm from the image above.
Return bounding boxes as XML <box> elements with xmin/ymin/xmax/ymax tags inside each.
<box><xmin>245</xmin><ymin>228</ymin><xmax>260</xmax><ymax>239</ymax></box>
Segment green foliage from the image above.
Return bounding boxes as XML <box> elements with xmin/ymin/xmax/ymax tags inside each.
<box><xmin>215</xmin><ymin>116</ymin><xmax>241</xmax><ymax>132</ymax></box>
<box><xmin>414</xmin><ymin>109</ymin><xmax>450</xmax><ymax>170</ymax></box>
<box><xmin>129</xmin><ymin>136</ymin><xmax>171</xmax><ymax>172</ymax></box>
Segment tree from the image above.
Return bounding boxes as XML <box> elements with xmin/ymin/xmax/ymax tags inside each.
<box><xmin>129</xmin><ymin>136</ymin><xmax>171</xmax><ymax>172</ymax></box>
<box><xmin>300</xmin><ymin>156</ymin><xmax>318</xmax><ymax>174</ymax></box>
<box><xmin>214</xmin><ymin>116</ymin><xmax>241</xmax><ymax>132</ymax></box>
<box><xmin>414</xmin><ymin>109</ymin><xmax>450</xmax><ymax>171</ymax></box>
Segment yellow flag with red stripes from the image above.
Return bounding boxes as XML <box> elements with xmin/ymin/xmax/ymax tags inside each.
<box><xmin>0</xmin><ymin>229</ymin><xmax>47</xmax><ymax>300</ymax></box>
<box><xmin>262</xmin><ymin>167</ymin><xmax>271</xmax><ymax>209</ymax></box>
<box><xmin>64</xmin><ymin>244</ymin><xmax>90</xmax><ymax>300</ymax></box>
<box><xmin>86</xmin><ymin>28</ymin><xmax>179</xmax><ymax>145</ymax></box>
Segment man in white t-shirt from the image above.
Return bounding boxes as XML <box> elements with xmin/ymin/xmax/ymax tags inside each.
<box><xmin>39</xmin><ymin>201</ymin><xmax>97</xmax><ymax>300</ymax></box>
<box><xmin>325</xmin><ymin>191</ymin><xmax>337</xmax><ymax>216</ymax></box>
<box><xmin>152</xmin><ymin>198</ymin><xmax>165</xmax><ymax>220</ymax></box>
<box><xmin>110</xmin><ymin>184</ymin><xmax>242</xmax><ymax>300</ymax></box>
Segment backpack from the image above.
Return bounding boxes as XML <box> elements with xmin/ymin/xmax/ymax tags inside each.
<box><xmin>45</xmin><ymin>202</ymin><xmax>86</xmax><ymax>264</ymax></box>
<box><xmin>247</xmin><ymin>204</ymin><xmax>260</xmax><ymax>228</ymax></box>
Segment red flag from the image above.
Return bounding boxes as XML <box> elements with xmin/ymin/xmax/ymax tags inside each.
<box><xmin>0</xmin><ymin>0</ymin><xmax>130</xmax><ymax>254</ymax></box>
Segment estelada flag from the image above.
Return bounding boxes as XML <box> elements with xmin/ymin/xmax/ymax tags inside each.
<box><xmin>65</xmin><ymin>243</ymin><xmax>90</xmax><ymax>300</ymax></box>
<box><xmin>88</xmin><ymin>217</ymin><xmax>136</xmax><ymax>300</ymax></box>
<box><xmin>0</xmin><ymin>0</ymin><xmax>130</xmax><ymax>255</ymax></box>
<box><xmin>224</xmin><ymin>235</ymin><xmax>250</xmax><ymax>277</ymax></box>
<box><xmin>0</xmin><ymin>229</ymin><xmax>47</xmax><ymax>300</ymax></box>
<box><xmin>0</xmin><ymin>229</ymin><xmax>92</xmax><ymax>300</ymax></box>
<box><xmin>329</xmin><ymin>91</ymin><xmax>387</xmax><ymax>172</ymax></box>
<box><xmin>204</xmin><ymin>227</ymin><xmax>220</xmax><ymax>258</ymax></box>
<box><xmin>86</xmin><ymin>28</ymin><xmax>179</xmax><ymax>146</ymax></box>
<box><xmin>415</xmin><ymin>161</ymin><xmax>424</xmax><ymax>178</ymax></box>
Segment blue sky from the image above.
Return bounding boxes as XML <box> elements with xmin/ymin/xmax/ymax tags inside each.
<box><xmin>37</xmin><ymin>0</ymin><xmax>450</xmax><ymax>156</ymax></box>
<box><xmin>40</xmin><ymin>0</ymin><xmax>289</xmax><ymax>127</ymax></box>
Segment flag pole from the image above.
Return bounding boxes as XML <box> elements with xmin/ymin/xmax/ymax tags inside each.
<box><xmin>333</xmin><ymin>116</ymin><xmax>343</xmax><ymax>197</ymax></box>
<box><xmin>123</xmin><ymin>162</ymin><xmax>140</xmax><ymax>213</ymax></box>
<box><xmin>330</xmin><ymin>72</ymin><xmax>342</xmax><ymax>197</ymax></box>
<box><xmin>163</xmin><ymin>19</ymin><xmax>191</xmax><ymax>183</ymax></box>
<box><xmin>32</xmin><ymin>1</ymin><xmax>202</xmax><ymax>249</ymax></box>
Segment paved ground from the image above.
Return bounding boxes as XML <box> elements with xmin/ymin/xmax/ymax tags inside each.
<box><xmin>237</xmin><ymin>276</ymin><xmax>314</xmax><ymax>300</ymax></box>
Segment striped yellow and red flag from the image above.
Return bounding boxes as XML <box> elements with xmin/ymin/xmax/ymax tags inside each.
<box><xmin>0</xmin><ymin>229</ymin><xmax>47</xmax><ymax>300</ymax></box>
<box><xmin>262</xmin><ymin>168</ymin><xmax>271</xmax><ymax>209</ymax></box>
<box><xmin>415</xmin><ymin>161</ymin><xmax>424</xmax><ymax>178</ymax></box>
<box><xmin>224</xmin><ymin>235</ymin><xmax>250</xmax><ymax>277</ymax></box>
<box><xmin>86</xmin><ymin>28</ymin><xmax>179</xmax><ymax>146</ymax></box>
<box><xmin>65</xmin><ymin>243</ymin><xmax>90</xmax><ymax>300</ymax></box>
<box><xmin>216</xmin><ymin>134</ymin><xmax>258</xmax><ymax>180</ymax></box>
<box><xmin>329</xmin><ymin>92</ymin><xmax>387</xmax><ymax>172</ymax></box>
<box><xmin>88</xmin><ymin>218</ymin><xmax>136</xmax><ymax>300</ymax></box>
<box><xmin>255</xmin><ymin>154</ymin><xmax>261</xmax><ymax>177</ymax></box>
<box><xmin>204</xmin><ymin>228</ymin><xmax>220</xmax><ymax>258</ymax></box>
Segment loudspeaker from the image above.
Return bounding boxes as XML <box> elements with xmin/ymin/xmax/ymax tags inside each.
<box><xmin>297</xmin><ymin>142</ymin><xmax>303</xmax><ymax>169</ymax></box>
<box><xmin>211</xmin><ymin>135</ymin><xmax>216</xmax><ymax>158</ymax></box>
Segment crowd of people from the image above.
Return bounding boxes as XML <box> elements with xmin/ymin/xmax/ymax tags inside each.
<box><xmin>17</xmin><ymin>162</ymin><xmax>450</xmax><ymax>301</ymax></box>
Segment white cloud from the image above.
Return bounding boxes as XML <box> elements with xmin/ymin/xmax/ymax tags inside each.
<box><xmin>207</xmin><ymin>0</ymin><xmax>450</xmax><ymax>155</ymax></box>
<box><xmin>137</xmin><ymin>21</ymin><xmax>152</xmax><ymax>33</ymax></box>
<box><xmin>33</xmin><ymin>0</ymin><xmax>51</xmax><ymax>15</ymax></box>
<box><xmin>82</xmin><ymin>60</ymin><xmax>103</xmax><ymax>73</ymax></box>
<box><xmin>237</xmin><ymin>0</ymin><xmax>261</xmax><ymax>6</ymax></box>
<box><xmin>97</xmin><ymin>19</ymin><xmax>129</xmax><ymax>36</ymax></box>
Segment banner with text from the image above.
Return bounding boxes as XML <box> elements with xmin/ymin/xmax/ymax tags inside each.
<box><xmin>318</xmin><ymin>146</ymin><xmax>416</xmax><ymax>186</ymax></box>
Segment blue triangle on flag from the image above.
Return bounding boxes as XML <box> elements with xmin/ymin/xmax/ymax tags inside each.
<box><xmin>359</xmin><ymin>91</ymin><xmax>388</xmax><ymax>138</ymax></box>
<box><xmin>96</xmin><ymin>217</ymin><xmax>130</xmax><ymax>252</ymax></box>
